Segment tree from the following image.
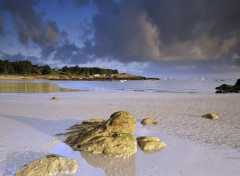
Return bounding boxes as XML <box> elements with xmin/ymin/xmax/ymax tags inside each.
<box><xmin>62</xmin><ymin>66</ymin><xmax>69</xmax><ymax>72</ymax></box>
<box><xmin>0</xmin><ymin>60</ymin><xmax>14</xmax><ymax>74</ymax></box>
<box><xmin>42</xmin><ymin>65</ymin><xmax>52</xmax><ymax>75</ymax></box>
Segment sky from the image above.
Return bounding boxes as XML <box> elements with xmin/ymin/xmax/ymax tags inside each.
<box><xmin>0</xmin><ymin>0</ymin><xmax>240</xmax><ymax>78</ymax></box>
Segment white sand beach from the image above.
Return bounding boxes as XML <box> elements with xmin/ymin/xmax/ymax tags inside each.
<box><xmin>0</xmin><ymin>91</ymin><xmax>240</xmax><ymax>176</ymax></box>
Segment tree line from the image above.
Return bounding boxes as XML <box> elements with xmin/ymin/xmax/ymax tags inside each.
<box><xmin>0</xmin><ymin>60</ymin><xmax>119</xmax><ymax>76</ymax></box>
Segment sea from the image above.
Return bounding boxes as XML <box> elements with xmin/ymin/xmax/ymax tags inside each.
<box><xmin>56</xmin><ymin>78</ymin><xmax>237</xmax><ymax>94</ymax></box>
<box><xmin>0</xmin><ymin>78</ymin><xmax>237</xmax><ymax>94</ymax></box>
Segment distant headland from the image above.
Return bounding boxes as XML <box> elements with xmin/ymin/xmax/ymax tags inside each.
<box><xmin>0</xmin><ymin>60</ymin><xmax>159</xmax><ymax>81</ymax></box>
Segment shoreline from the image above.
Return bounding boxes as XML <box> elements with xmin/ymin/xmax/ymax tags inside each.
<box><xmin>0</xmin><ymin>91</ymin><xmax>240</xmax><ymax>175</ymax></box>
<box><xmin>0</xmin><ymin>74</ymin><xmax>160</xmax><ymax>81</ymax></box>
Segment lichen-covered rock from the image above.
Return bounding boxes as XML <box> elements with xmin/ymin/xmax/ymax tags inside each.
<box><xmin>52</xmin><ymin>96</ymin><xmax>59</xmax><ymax>100</ymax></box>
<box><xmin>15</xmin><ymin>157</ymin><xmax>78</xmax><ymax>176</ymax></box>
<box><xmin>60</xmin><ymin>111</ymin><xmax>137</xmax><ymax>154</ymax></box>
<box><xmin>202</xmin><ymin>113</ymin><xmax>219</xmax><ymax>120</ymax></box>
<box><xmin>106</xmin><ymin>111</ymin><xmax>136</xmax><ymax>135</ymax></box>
<box><xmin>81</xmin><ymin>119</ymin><xmax>106</xmax><ymax>125</ymax></box>
<box><xmin>137</xmin><ymin>136</ymin><xmax>166</xmax><ymax>151</ymax></box>
<box><xmin>141</xmin><ymin>118</ymin><xmax>157</xmax><ymax>125</ymax></box>
<box><xmin>77</xmin><ymin>132</ymin><xmax>137</xmax><ymax>154</ymax></box>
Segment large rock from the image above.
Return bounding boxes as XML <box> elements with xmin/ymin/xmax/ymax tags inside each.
<box><xmin>106</xmin><ymin>111</ymin><xmax>136</xmax><ymax>135</ymax></box>
<box><xmin>202</xmin><ymin>113</ymin><xmax>219</xmax><ymax>120</ymax></box>
<box><xmin>137</xmin><ymin>136</ymin><xmax>166</xmax><ymax>151</ymax></box>
<box><xmin>141</xmin><ymin>117</ymin><xmax>157</xmax><ymax>125</ymax></box>
<box><xmin>60</xmin><ymin>111</ymin><xmax>137</xmax><ymax>154</ymax></box>
<box><xmin>15</xmin><ymin>157</ymin><xmax>78</xmax><ymax>176</ymax></box>
<box><xmin>75</xmin><ymin>132</ymin><xmax>137</xmax><ymax>154</ymax></box>
<box><xmin>215</xmin><ymin>79</ymin><xmax>240</xmax><ymax>93</ymax></box>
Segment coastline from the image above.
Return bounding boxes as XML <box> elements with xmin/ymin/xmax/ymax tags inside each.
<box><xmin>0</xmin><ymin>91</ymin><xmax>240</xmax><ymax>175</ymax></box>
<box><xmin>0</xmin><ymin>74</ymin><xmax>160</xmax><ymax>81</ymax></box>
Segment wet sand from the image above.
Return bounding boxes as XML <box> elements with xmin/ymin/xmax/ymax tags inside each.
<box><xmin>0</xmin><ymin>91</ymin><xmax>240</xmax><ymax>175</ymax></box>
<box><xmin>0</xmin><ymin>81</ymin><xmax>82</xmax><ymax>93</ymax></box>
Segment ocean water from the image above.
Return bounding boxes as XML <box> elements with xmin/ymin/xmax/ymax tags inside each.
<box><xmin>56</xmin><ymin>78</ymin><xmax>237</xmax><ymax>94</ymax></box>
<box><xmin>0</xmin><ymin>78</ymin><xmax>237</xmax><ymax>94</ymax></box>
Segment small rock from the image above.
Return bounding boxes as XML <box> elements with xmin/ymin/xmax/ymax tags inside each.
<box><xmin>141</xmin><ymin>118</ymin><xmax>158</xmax><ymax>125</ymax></box>
<box><xmin>202</xmin><ymin>113</ymin><xmax>219</xmax><ymax>120</ymax></box>
<box><xmin>137</xmin><ymin>136</ymin><xmax>166</xmax><ymax>151</ymax></box>
<box><xmin>15</xmin><ymin>157</ymin><xmax>78</xmax><ymax>176</ymax></box>
<box><xmin>52</xmin><ymin>96</ymin><xmax>59</xmax><ymax>100</ymax></box>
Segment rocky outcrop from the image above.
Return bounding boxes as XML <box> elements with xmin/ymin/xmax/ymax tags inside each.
<box><xmin>15</xmin><ymin>157</ymin><xmax>78</xmax><ymax>176</ymax></box>
<box><xmin>141</xmin><ymin>117</ymin><xmax>157</xmax><ymax>125</ymax></box>
<box><xmin>137</xmin><ymin>136</ymin><xmax>166</xmax><ymax>151</ymax></box>
<box><xmin>202</xmin><ymin>113</ymin><xmax>219</xmax><ymax>120</ymax></box>
<box><xmin>215</xmin><ymin>79</ymin><xmax>240</xmax><ymax>93</ymax></box>
<box><xmin>60</xmin><ymin>111</ymin><xmax>137</xmax><ymax>154</ymax></box>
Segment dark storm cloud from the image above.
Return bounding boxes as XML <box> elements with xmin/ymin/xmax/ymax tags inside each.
<box><xmin>40</xmin><ymin>39</ymin><xmax>93</xmax><ymax>64</ymax></box>
<box><xmin>91</xmin><ymin>0</ymin><xmax>161</xmax><ymax>62</ymax></box>
<box><xmin>233</xmin><ymin>59</ymin><xmax>240</xmax><ymax>66</ymax></box>
<box><xmin>87</xmin><ymin>0</ymin><xmax>240</xmax><ymax>62</ymax></box>
<box><xmin>72</xmin><ymin>0</ymin><xmax>90</xmax><ymax>7</ymax></box>
<box><xmin>2</xmin><ymin>0</ymin><xmax>60</xmax><ymax>46</ymax></box>
<box><xmin>58</xmin><ymin>0</ymin><xmax>90</xmax><ymax>8</ymax></box>
<box><xmin>143</xmin><ymin>0</ymin><xmax>240</xmax><ymax>61</ymax></box>
<box><xmin>0</xmin><ymin>12</ymin><xmax>4</xmax><ymax>35</ymax></box>
<box><xmin>1</xmin><ymin>0</ymin><xmax>240</xmax><ymax>72</ymax></box>
<box><xmin>0</xmin><ymin>51</ymin><xmax>39</xmax><ymax>63</ymax></box>
<box><xmin>142</xmin><ymin>58</ymin><xmax>240</xmax><ymax>78</ymax></box>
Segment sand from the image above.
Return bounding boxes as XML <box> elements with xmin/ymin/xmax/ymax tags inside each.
<box><xmin>0</xmin><ymin>91</ymin><xmax>240</xmax><ymax>175</ymax></box>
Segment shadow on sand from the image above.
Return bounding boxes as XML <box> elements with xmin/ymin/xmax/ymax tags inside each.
<box><xmin>2</xmin><ymin>115</ymin><xmax>82</xmax><ymax>138</ymax></box>
<box><xmin>2</xmin><ymin>115</ymin><xmax>137</xmax><ymax>176</ymax></box>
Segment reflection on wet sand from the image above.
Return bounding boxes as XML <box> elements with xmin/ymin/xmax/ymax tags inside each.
<box><xmin>80</xmin><ymin>151</ymin><xmax>136</xmax><ymax>176</ymax></box>
<box><xmin>0</xmin><ymin>81</ymin><xmax>80</xmax><ymax>93</ymax></box>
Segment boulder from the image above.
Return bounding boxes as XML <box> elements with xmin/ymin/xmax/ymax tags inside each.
<box><xmin>202</xmin><ymin>113</ymin><xmax>219</xmax><ymax>120</ymax></box>
<box><xmin>106</xmin><ymin>111</ymin><xmax>136</xmax><ymax>135</ymax></box>
<box><xmin>137</xmin><ymin>136</ymin><xmax>166</xmax><ymax>151</ymax></box>
<box><xmin>60</xmin><ymin>111</ymin><xmax>137</xmax><ymax>154</ymax></box>
<box><xmin>234</xmin><ymin>79</ymin><xmax>240</xmax><ymax>87</ymax></box>
<box><xmin>15</xmin><ymin>157</ymin><xmax>78</xmax><ymax>176</ymax></box>
<box><xmin>215</xmin><ymin>79</ymin><xmax>240</xmax><ymax>93</ymax></box>
<box><xmin>74</xmin><ymin>132</ymin><xmax>137</xmax><ymax>154</ymax></box>
<box><xmin>52</xmin><ymin>96</ymin><xmax>59</xmax><ymax>100</ymax></box>
<box><xmin>141</xmin><ymin>117</ymin><xmax>158</xmax><ymax>125</ymax></box>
